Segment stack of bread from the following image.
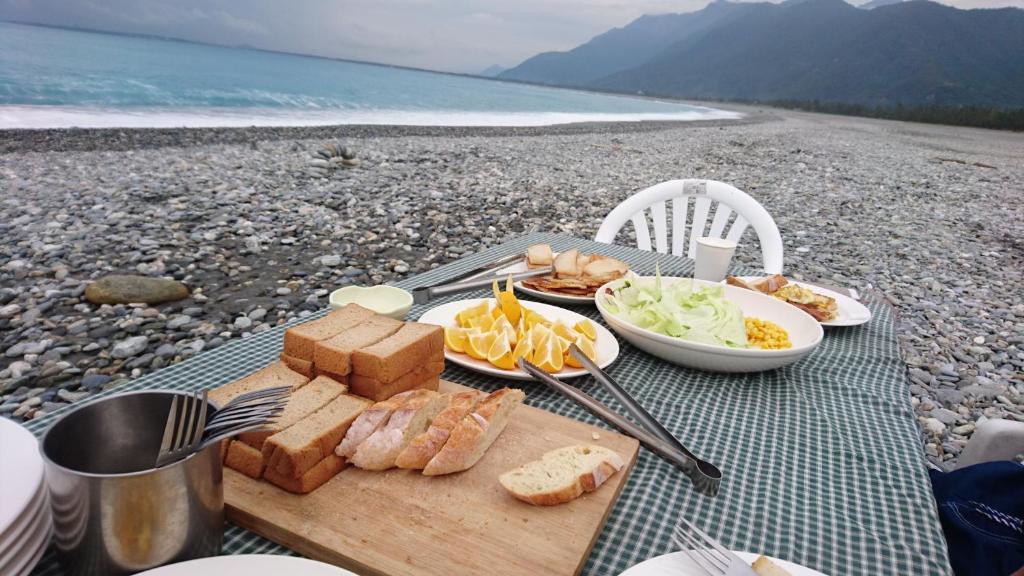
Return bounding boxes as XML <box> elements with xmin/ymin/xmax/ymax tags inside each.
<box><xmin>210</xmin><ymin>303</ymin><xmax>524</xmax><ymax>494</ymax></box>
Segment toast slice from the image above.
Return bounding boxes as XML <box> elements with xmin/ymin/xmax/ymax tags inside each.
<box><xmin>395</xmin><ymin>390</ymin><xmax>484</xmax><ymax>469</ymax></box>
<box><xmin>208</xmin><ymin>361</ymin><xmax>309</xmax><ymax>407</ymax></box>
<box><xmin>348</xmin><ymin>359</ymin><xmax>444</xmax><ymax>401</ymax></box>
<box><xmin>335</xmin><ymin>389</ymin><xmax>432</xmax><ymax>459</ymax></box>
<box><xmin>264</xmin><ymin>453</ymin><xmax>346</xmax><ymax>494</ymax></box>
<box><xmin>283</xmin><ymin>303</ymin><xmax>376</xmax><ymax>361</ymax></box>
<box><xmin>350</xmin><ymin>390</ymin><xmax>448</xmax><ymax>470</ymax></box>
<box><xmin>313</xmin><ymin>316</ymin><xmax>404</xmax><ymax>377</ymax></box>
<box><xmin>351</xmin><ymin>322</ymin><xmax>443</xmax><ymax>383</ymax></box>
<box><xmin>498</xmin><ymin>445</ymin><xmax>624</xmax><ymax>506</ymax></box>
<box><xmin>263</xmin><ymin>393</ymin><xmax>372</xmax><ymax>478</ymax></box>
<box><xmin>422</xmin><ymin>388</ymin><xmax>525</xmax><ymax>476</ymax></box>
<box><xmin>224</xmin><ymin>440</ymin><xmax>266</xmax><ymax>479</ymax></box>
<box><xmin>237</xmin><ymin>375</ymin><xmax>346</xmax><ymax>450</ymax></box>
<box><xmin>279</xmin><ymin>352</ymin><xmax>315</xmax><ymax>378</ymax></box>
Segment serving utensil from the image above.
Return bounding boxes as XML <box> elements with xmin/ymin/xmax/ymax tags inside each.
<box><xmin>412</xmin><ymin>267</ymin><xmax>552</xmax><ymax>305</ymax></box>
<box><xmin>671</xmin><ymin>517</ymin><xmax>758</xmax><ymax>575</ymax></box>
<box><xmin>155</xmin><ymin>386</ymin><xmax>290</xmax><ymax>467</ymax></box>
<box><xmin>517</xmin><ymin>357</ymin><xmax>719</xmax><ymax>497</ymax></box>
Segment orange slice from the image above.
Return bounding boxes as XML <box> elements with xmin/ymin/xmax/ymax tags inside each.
<box><xmin>444</xmin><ymin>326</ymin><xmax>468</xmax><ymax>353</ymax></box>
<box><xmin>455</xmin><ymin>300</ymin><xmax>489</xmax><ymax>327</ymax></box>
<box><xmin>574</xmin><ymin>319</ymin><xmax>597</xmax><ymax>341</ymax></box>
<box><xmin>492</xmin><ymin>316</ymin><xmax>517</xmax><ymax>345</ymax></box>
<box><xmin>466</xmin><ymin>331</ymin><xmax>497</xmax><ymax>361</ymax></box>
<box><xmin>512</xmin><ymin>336</ymin><xmax>533</xmax><ymax>364</ymax></box>
<box><xmin>530</xmin><ymin>323</ymin><xmax>552</xmax><ymax>349</ymax></box>
<box><xmin>532</xmin><ymin>329</ymin><xmax>564</xmax><ymax>372</ymax></box>
<box><xmin>552</xmin><ymin>319</ymin><xmax>575</xmax><ymax>341</ymax></box>
<box><xmin>487</xmin><ymin>332</ymin><xmax>515</xmax><ymax>370</ymax></box>
<box><xmin>469</xmin><ymin>314</ymin><xmax>495</xmax><ymax>332</ymax></box>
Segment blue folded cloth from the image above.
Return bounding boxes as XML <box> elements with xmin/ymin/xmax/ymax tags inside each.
<box><xmin>930</xmin><ymin>461</ymin><xmax>1024</xmax><ymax>576</ymax></box>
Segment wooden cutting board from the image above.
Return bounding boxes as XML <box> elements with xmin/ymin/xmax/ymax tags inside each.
<box><xmin>225</xmin><ymin>380</ymin><xmax>640</xmax><ymax>576</ymax></box>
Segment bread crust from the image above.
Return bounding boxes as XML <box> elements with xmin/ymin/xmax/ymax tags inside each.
<box><xmin>224</xmin><ymin>440</ymin><xmax>265</xmax><ymax>479</ymax></box>
<box><xmin>395</xmin><ymin>390</ymin><xmax>483</xmax><ymax>469</ymax></box>
<box><xmin>263</xmin><ymin>393</ymin><xmax>371</xmax><ymax>478</ymax></box>
<box><xmin>499</xmin><ymin>445</ymin><xmax>624</xmax><ymax>506</ymax></box>
<box><xmin>348</xmin><ymin>360</ymin><xmax>444</xmax><ymax>401</ymax></box>
<box><xmin>351</xmin><ymin>323</ymin><xmax>443</xmax><ymax>383</ymax></box>
<box><xmin>279</xmin><ymin>352</ymin><xmax>315</xmax><ymax>378</ymax></box>
<box><xmin>350</xmin><ymin>390</ymin><xmax>446</xmax><ymax>470</ymax></box>
<box><xmin>335</xmin><ymin>389</ymin><xmax>431</xmax><ymax>458</ymax></box>
<box><xmin>422</xmin><ymin>388</ymin><xmax>524</xmax><ymax>476</ymax></box>
<box><xmin>312</xmin><ymin>316</ymin><xmax>403</xmax><ymax>376</ymax></box>
<box><xmin>263</xmin><ymin>453</ymin><xmax>345</xmax><ymax>494</ymax></box>
<box><xmin>283</xmin><ymin>304</ymin><xmax>376</xmax><ymax>361</ymax></box>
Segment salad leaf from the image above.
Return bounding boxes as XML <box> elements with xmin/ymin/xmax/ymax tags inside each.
<box><xmin>603</xmin><ymin>270</ymin><xmax>748</xmax><ymax>348</ymax></box>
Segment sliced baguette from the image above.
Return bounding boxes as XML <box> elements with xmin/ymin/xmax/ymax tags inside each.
<box><xmin>498</xmin><ymin>444</ymin><xmax>624</xmax><ymax>506</ymax></box>
<box><xmin>335</xmin><ymin>389</ymin><xmax>431</xmax><ymax>459</ymax></box>
<box><xmin>263</xmin><ymin>393</ymin><xmax>371</xmax><ymax>478</ymax></box>
<box><xmin>350</xmin><ymin>390</ymin><xmax>448</xmax><ymax>470</ymax></box>
<box><xmin>422</xmin><ymin>388</ymin><xmax>525</xmax><ymax>476</ymax></box>
<box><xmin>263</xmin><ymin>453</ymin><xmax>346</xmax><ymax>494</ymax></box>
<box><xmin>395</xmin><ymin>390</ymin><xmax>484</xmax><ymax>469</ymax></box>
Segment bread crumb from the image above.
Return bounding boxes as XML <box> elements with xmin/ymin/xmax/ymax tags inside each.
<box><xmin>591</xmin><ymin>432</ymin><xmax>600</xmax><ymax>440</ymax></box>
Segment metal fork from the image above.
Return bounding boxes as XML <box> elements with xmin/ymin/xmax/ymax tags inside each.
<box><xmin>155</xmin><ymin>389</ymin><xmax>209</xmax><ymax>468</ymax></box>
<box><xmin>671</xmin><ymin>517</ymin><xmax>758</xmax><ymax>576</ymax></box>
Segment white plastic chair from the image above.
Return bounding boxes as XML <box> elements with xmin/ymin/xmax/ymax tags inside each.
<box><xmin>594</xmin><ymin>179</ymin><xmax>784</xmax><ymax>274</ymax></box>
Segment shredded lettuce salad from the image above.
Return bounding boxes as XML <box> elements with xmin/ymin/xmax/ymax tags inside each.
<box><xmin>601</xmin><ymin>271</ymin><xmax>749</xmax><ymax>348</ymax></box>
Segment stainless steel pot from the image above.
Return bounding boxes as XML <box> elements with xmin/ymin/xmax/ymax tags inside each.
<box><xmin>40</xmin><ymin>391</ymin><xmax>223</xmax><ymax>575</ymax></box>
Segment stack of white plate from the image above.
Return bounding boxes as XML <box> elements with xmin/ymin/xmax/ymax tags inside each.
<box><xmin>0</xmin><ymin>417</ymin><xmax>52</xmax><ymax>576</ymax></box>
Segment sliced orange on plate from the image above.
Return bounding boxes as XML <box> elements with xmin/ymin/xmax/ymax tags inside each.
<box><xmin>443</xmin><ymin>326</ymin><xmax>468</xmax><ymax>353</ymax></box>
<box><xmin>487</xmin><ymin>332</ymin><xmax>515</xmax><ymax>370</ymax></box>
<box><xmin>574</xmin><ymin>319</ymin><xmax>597</xmax><ymax>341</ymax></box>
<box><xmin>466</xmin><ymin>331</ymin><xmax>496</xmax><ymax>360</ymax></box>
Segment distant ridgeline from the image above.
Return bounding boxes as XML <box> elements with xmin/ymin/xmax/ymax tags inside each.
<box><xmin>499</xmin><ymin>0</ymin><xmax>1024</xmax><ymax>130</ymax></box>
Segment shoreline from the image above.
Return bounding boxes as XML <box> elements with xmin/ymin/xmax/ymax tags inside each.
<box><xmin>0</xmin><ymin>106</ymin><xmax>770</xmax><ymax>154</ymax></box>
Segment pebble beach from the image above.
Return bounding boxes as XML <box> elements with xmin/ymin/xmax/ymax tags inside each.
<box><xmin>1</xmin><ymin>107</ymin><xmax>1022</xmax><ymax>469</ymax></box>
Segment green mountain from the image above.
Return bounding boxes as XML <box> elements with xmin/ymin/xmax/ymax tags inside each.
<box><xmin>500</xmin><ymin>0</ymin><xmax>1024</xmax><ymax>108</ymax></box>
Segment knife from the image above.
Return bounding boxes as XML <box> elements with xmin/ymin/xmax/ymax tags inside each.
<box><xmin>412</xmin><ymin>267</ymin><xmax>552</xmax><ymax>305</ymax></box>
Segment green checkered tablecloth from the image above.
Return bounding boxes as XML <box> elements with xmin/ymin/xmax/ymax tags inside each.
<box><xmin>26</xmin><ymin>232</ymin><xmax>952</xmax><ymax>576</ymax></box>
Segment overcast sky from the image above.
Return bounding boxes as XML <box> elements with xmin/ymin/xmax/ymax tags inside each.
<box><xmin>2</xmin><ymin>0</ymin><xmax>1022</xmax><ymax>73</ymax></box>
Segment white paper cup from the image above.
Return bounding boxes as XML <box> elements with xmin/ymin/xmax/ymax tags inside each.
<box><xmin>694</xmin><ymin>237</ymin><xmax>737</xmax><ymax>282</ymax></box>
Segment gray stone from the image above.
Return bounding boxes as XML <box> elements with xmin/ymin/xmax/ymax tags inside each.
<box><xmin>85</xmin><ymin>275</ymin><xmax>189</xmax><ymax>305</ymax></box>
<box><xmin>154</xmin><ymin>343</ymin><xmax>178</xmax><ymax>357</ymax></box>
<box><xmin>931</xmin><ymin>408</ymin><xmax>959</xmax><ymax>426</ymax></box>
<box><xmin>110</xmin><ymin>335</ymin><xmax>149</xmax><ymax>359</ymax></box>
<box><xmin>922</xmin><ymin>417</ymin><xmax>946</xmax><ymax>436</ymax></box>
<box><xmin>167</xmin><ymin>315</ymin><xmax>193</xmax><ymax>330</ymax></box>
<box><xmin>321</xmin><ymin>254</ymin><xmax>342</xmax><ymax>267</ymax></box>
<box><xmin>0</xmin><ymin>303</ymin><xmax>22</xmax><ymax>318</ymax></box>
<box><xmin>234</xmin><ymin>316</ymin><xmax>253</xmax><ymax>329</ymax></box>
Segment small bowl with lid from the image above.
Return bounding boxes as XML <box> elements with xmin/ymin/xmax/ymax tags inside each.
<box><xmin>328</xmin><ymin>285</ymin><xmax>413</xmax><ymax>320</ymax></box>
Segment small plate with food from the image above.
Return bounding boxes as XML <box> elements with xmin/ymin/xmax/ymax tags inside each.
<box><xmin>619</xmin><ymin>551</ymin><xmax>827</xmax><ymax>576</ymax></box>
<box><xmin>497</xmin><ymin>244</ymin><xmax>634</xmax><ymax>305</ymax></box>
<box><xmin>418</xmin><ymin>278</ymin><xmax>619</xmax><ymax>380</ymax></box>
<box><xmin>596</xmin><ymin>275</ymin><xmax>823</xmax><ymax>373</ymax></box>
<box><xmin>725</xmin><ymin>275</ymin><xmax>871</xmax><ymax>327</ymax></box>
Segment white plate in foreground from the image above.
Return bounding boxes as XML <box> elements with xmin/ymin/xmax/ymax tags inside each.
<box><xmin>730</xmin><ymin>277</ymin><xmax>872</xmax><ymax>327</ymax></box>
<box><xmin>496</xmin><ymin>253</ymin><xmax>636</xmax><ymax>306</ymax></box>
<box><xmin>0</xmin><ymin>418</ymin><xmax>45</xmax><ymax>539</ymax></box>
<box><xmin>138</xmin><ymin>555</ymin><xmax>358</xmax><ymax>576</ymax></box>
<box><xmin>418</xmin><ymin>298</ymin><xmax>619</xmax><ymax>380</ymax></box>
<box><xmin>596</xmin><ymin>277</ymin><xmax>823</xmax><ymax>373</ymax></box>
<box><xmin>619</xmin><ymin>551</ymin><xmax>828</xmax><ymax>576</ymax></box>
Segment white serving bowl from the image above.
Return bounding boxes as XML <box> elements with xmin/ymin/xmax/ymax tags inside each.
<box><xmin>595</xmin><ymin>277</ymin><xmax>823</xmax><ymax>373</ymax></box>
<box><xmin>329</xmin><ymin>285</ymin><xmax>413</xmax><ymax>320</ymax></box>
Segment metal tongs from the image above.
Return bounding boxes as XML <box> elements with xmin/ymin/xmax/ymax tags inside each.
<box><xmin>518</xmin><ymin>347</ymin><xmax>722</xmax><ymax>497</ymax></box>
<box><xmin>412</xmin><ymin>265</ymin><xmax>552</xmax><ymax>305</ymax></box>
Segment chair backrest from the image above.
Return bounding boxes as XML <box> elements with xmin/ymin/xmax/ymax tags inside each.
<box><xmin>594</xmin><ymin>179</ymin><xmax>784</xmax><ymax>274</ymax></box>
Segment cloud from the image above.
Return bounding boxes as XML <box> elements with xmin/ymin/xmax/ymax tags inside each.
<box><xmin>1</xmin><ymin>0</ymin><xmax>1021</xmax><ymax>72</ymax></box>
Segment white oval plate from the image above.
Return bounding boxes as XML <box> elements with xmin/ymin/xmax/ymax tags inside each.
<box><xmin>619</xmin><ymin>550</ymin><xmax>828</xmax><ymax>576</ymax></box>
<box><xmin>730</xmin><ymin>277</ymin><xmax>871</xmax><ymax>327</ymax></box>
<box><xmin>138</xmin><ymin>555</ymin><xmax>358</xmax><ymax>576</ymax></box>
<box><xmin>597</xmin><ymin>277</ymin><xmax>823</xmax><ymax>373</ymax></box>
<box><xmin>0</xmin><ymin>418</ymin><xmax>45</xmax><ymax>539</ymax></box>
<box><xmin>496</xmin><ymin>253</ymin><xmax>636</xmax><ymax>306</ymax></box>
<box><xmin>418</xmin><ymin>298</ymin><xmax>619</xmax><ymax>381</ymax></box>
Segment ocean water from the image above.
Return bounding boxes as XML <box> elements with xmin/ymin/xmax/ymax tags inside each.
<box><xmin>0</xmin><ymin>21</ymin><xmax>739</xmax><ymax>129</ymax></box>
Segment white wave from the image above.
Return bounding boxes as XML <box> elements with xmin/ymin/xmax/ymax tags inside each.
<box><xmin>0</xmin><ymin>105</ymin><xmax>742</xmax><ymax>129</ymax></box>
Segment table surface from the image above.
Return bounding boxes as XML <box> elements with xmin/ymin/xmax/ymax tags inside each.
<box><xmin>26</xmin><ymin>232</ymin><xmax>952</xmax><ymax>576</ymax></box>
